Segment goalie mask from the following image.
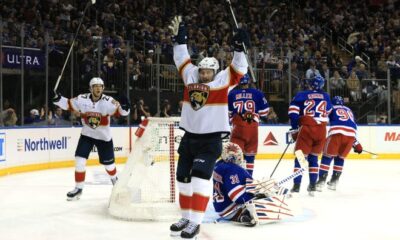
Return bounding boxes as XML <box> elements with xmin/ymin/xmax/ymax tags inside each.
<box><xmin>221</xmin><ymin>142</ymin><xmax>245</xmax><ymax>168</ymax></box>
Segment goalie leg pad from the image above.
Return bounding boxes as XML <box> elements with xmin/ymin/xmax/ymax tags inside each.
<box><xmin>246</xmin><ymin>195</ymin><xmax>293</xmax><ymax>225</ymax></box>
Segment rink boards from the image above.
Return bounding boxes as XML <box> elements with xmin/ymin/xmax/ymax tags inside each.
<box><xmin>0</xmin><ymin>125</ymin><xmax>399</xmax><ymax>176</ymax></box>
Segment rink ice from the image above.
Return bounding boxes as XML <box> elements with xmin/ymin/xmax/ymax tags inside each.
<box><xmin>1</xmin><ymin>160</ymin><xmax>400</xmax><ymax>240</ymax></box>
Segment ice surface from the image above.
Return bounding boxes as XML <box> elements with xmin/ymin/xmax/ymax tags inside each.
<box><xmin>1</xmin><ymin>160</ymin><xmax>399</xmax><ymax>240</ymax></box>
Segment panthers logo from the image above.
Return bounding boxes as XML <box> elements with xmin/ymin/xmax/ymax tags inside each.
<box><xmin>86</xmin><ymin>112</ymin><xmax>102</xmax><ymax>129</ymax></box>
<box><xmin>188</xmin><ymin>83</ymin><xmax>210</xmax><ymax>111</ymax></box>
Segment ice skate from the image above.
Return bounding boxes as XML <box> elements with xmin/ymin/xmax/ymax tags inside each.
<box><xmin>66</xmin><ymin>187</ymin><xmax>82</xmax><ymax>201</ymax></box>
<box><xmin>316</xmin><ymin>173</ymin><xmax>328</xmax><ymax>192</ymax></box>
<box><xmin>170</xmin><ymin>218</ymin><xmax>189</xmax><ymax>237</ymax></box>
<box><xmin>181</xmin><ymin>221</ymin><xmax>200</xmax><ymax>239</ymax></box>
<box><xmin>327</xmin><ymin>172</ymin><xmax>341</xmax><ymax>191</ymax></box>
<box><xmin>111</xmin><ymin>176</ymin><xmax>118</xmax><ymax>185</ymax></box>
<box><xmin>307</xmin><ymin>183</ymin><xmax>316</xmax><ymax>197</ymax></box>
<box><xmin>290</xmin><ymin>183</ymin><xmax>300</xmax><ymax>193</ymax></box>
<box><xmin>238</xmin><ymin>209</ymin><xmax>257</xmax><ymax>227</ymax></box>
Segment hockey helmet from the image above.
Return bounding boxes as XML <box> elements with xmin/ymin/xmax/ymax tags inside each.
<box><xmin>309</xmin><ymin>75</ymin><xmax>325</xmax><ymax>91</ymax></box>
<box><xmin>89</xmin><ymin>77</ymin><xmax>104</xmax><ymax>89</ymax></box>
<box><xmin>240</xmin><ymin>73</ymin><xmax>250</xmax><ymax>85</ymax></box>
<box><xmin>198</xmin><ymin>57</ymin><xmax>219</xmax><ymax>73</ymax></box>
<box><xmin>332</xmin><ymin>96</ymin><xmax>344</xmax><ymax>105</ymax></box>
<box><xmin>221</xmin><ymin>142</ymin><xmax>245</xmax><ymax>168</ymax></box>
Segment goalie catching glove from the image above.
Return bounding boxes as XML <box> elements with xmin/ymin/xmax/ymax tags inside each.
<box><xmin>168</xmin><ymin>15</ymin><xmax>187</xmax><ymax>44</ymax></box>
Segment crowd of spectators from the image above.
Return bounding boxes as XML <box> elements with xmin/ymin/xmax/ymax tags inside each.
<box><xmin>1</xmin><ymin>0</ymin><xmax>399</xmax><ymax>125</ymax></box>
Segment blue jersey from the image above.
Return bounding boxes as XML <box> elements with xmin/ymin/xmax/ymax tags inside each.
<box><xmin>228</xmin><ymin>88</ymin><xmax>269</xmax><ymax>126</ymax></box>
<box><xmin>288</xmin><ymin>89</ymin><xmax>332</xmax><ymax>129</ymax></box>
<box><xmin>213</xmin><ymin>161</ymin><xmax>254</xmax><ymax>218</ymax></box>
<box><xmin>328</xmin><ymin>105</ymin><xmax>357</xmax><ymax>137</ymax></box>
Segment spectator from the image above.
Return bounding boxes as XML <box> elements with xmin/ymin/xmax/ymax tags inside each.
<box><xmin>24</xmin><ymin>109</ymin><xmax>42</xmax><ymax>125</ymax></box>
<box><xmin>347</xmin><ymin>71</ymin><xmax>361</xmax><ymax>102</ymax></box>
<box><xmin>265</xmin><ymin>106</ymin><xmax>279</xmax><ymax>124</ymax></box>
<box><xmin>49</xmin><ymin>106</ymin><xmax>70</xmax><ymax>126</ymax></box>
<box><xmin>131</xmin><ymin>98</ymin><xmax>151</xmax><ymax>124</ymax></box>
<box><xmin>329</xmin><ymin>70</ymin><xmax>346</xmax><ymax>96</ymax></box>
<box><xmin>2</xmin><ymin>108</ymin><xmax>18</xmax><ymax>127</ymax></box>
<box><xmin>306</xmin><ymin>60</ymin><xmax>321</xmax><ymax>80</ymax></box>
<box><xmin>159</xmin><ymin>100</ymin><xmax>172</xmax><ymax>118</ymax></box>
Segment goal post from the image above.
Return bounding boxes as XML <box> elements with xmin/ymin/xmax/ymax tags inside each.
<box><xmin>108</xmin><ymin>117</ymin><xmax>182</xmax><ymax>221</ymax></box>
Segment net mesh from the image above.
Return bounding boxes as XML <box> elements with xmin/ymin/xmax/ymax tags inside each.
<box><xmin>108</xmin><ymin>117</ymin><xmax>182</xmax><ymax>221</ymax></box>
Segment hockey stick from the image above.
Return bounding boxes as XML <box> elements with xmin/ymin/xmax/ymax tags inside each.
<box><xmin>362</xmin><ymin>149</ymin><xmax>378</xmax><ymax>156</ymax></box>
<box><xmin>53</xmin><ymin>0</ymin><xmax>96</xmax><ymax>95</ymax></box>
<box><xmin>269</xmin><ymin>140</ymin><xmax>293</xmax><ymax>178</ymax></box>
<box><xmin>225</xmin><ymin>0</ymin><xmax>257</xmax><ymax>83</ymax></box>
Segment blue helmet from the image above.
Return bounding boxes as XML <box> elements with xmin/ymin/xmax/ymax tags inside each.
<box><xmin>332</xmin><ymin>96</ymin><xmax>344</xmax><ymax>105</ymax></box>
<box><xmin>240</xmin><ymin>74</ymin><xmax>250</xmax><ymax>85</ymax></box>
<box><xmin>309</xmin><ymin>75</ymin><xmax>325</xmax><ymax>90</ymax></box>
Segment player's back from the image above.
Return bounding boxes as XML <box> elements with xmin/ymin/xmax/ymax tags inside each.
<box><xmin>213</xmin><ymin>160</ymin><xmax>253</xmax><ymax>217</ymax></box>
<box><xmin>328</xmin><ymin>105</ymin><xmax>357</xmax><ymax>137</ymax></box>
<box><xmin>289</xmin><ymin>89</ymin><xmax>332</xmax><ymax>126</ymax></box>
<box><xmin>228</xmin><ymin>87</ymin><xmax>269</xmax><ymax>127</ymax></box>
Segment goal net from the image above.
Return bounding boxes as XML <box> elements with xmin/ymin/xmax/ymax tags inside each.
<box><xmin>108</xmin><ymin>117</ymin><xmax>182</xmax><ymax>221</ymax></box>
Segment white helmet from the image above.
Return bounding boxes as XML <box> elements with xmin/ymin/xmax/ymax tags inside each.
<box><xmin>89</xmin><ymin>77</ymin><xmax>104</xmax><ymax>89</ymax></box>
<box><xmin>221</xmin><ymin>142</ymin><xmax>245</xmax><ymax>168</ymax></box>
<box><xmin>198</xmin><ymin>57</ymin><xmax>219</xmax><ymax>73</ymax></box>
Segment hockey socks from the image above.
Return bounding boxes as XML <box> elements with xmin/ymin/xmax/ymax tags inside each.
<box><xmin>333</xmin><ymin>156</ymin><xmax>344</xmax><ymax>175</ymax></box>
<box><xmin>244</xmin><ymin>154</ymin><xmax>255</xmax><ymax>176</ymax></box>
<box><xmin>191</xmin><ymin>177</ymin><xmax>210</xmax><ymax>224</ymax></box>
<box><xmin>308</xmin><ymin>154</ymin><xmax>319</xmax><ymax>184</ymax></box>
<box><xmin>74</xmin><ymin>157</ymin><xmax>86</xmax><ymax>189</ymax></box>
<box><xmin>319</xmin><ymin>155</ymin><xmax>333</xmax><ymax>177</ymax></box>
<box><xmin>104</xmin><ymin>163</ymin><xmax>118</xmax><ymax>184</ymax></box>
<box><xmin>293</xmin><ymin>158</ymin><xmax>303</xmax><ymax>184</ymax></box>
<box><xmin>178</xmin><ymin>182</ymin><xmax>193</xmax><ymax>220</ymax></box>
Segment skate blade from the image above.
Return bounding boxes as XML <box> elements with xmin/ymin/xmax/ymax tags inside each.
<box><xmin>170</xmin><ymin>231</ymin><xmax>182</xmax><ymax>237</ymax></box>
<box><xmin>66</xmin><ymin>195</ymin><xmax>81</xmax><ymax>201</ymax></box>
<box><xmin>180</xmin><ymin>236</ymin><xmax>198</xmax><ymax>240</ymax></box>
<box><xmin>327</xmin><ymin>185</ymin><xmax>336</xmax><ymax>191</ymax></box>
<box><xmin>308</xmin><ymin>191</ymin><xmax>315</xmax><ymax>197</ymax></box>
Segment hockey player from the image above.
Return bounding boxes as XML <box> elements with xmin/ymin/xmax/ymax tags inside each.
<box><xmin>228</xmin><ymin>73</ymin><xmax>270</xmax><ymax>176</ymax></box>
<box><xmin>52</xmin><ymin>77</ymin><xmax>130</xmax><ymax>200</ymax></box>
<box><xmin>288</xmin><ymin>75</ymin><xmax>332</xmax><ymax>196</ymax></box>
<box><xmin>168</xmin><ymin>16</ymin><xmax>248</xmax><ymax>239</ymax></box>
<box><xmin>213</xmin><ymin>142</ymin><xmax>292</xmax><ymax>226</ymax></box>
<box><xmin>316</xmin><ymin>96</ymin><xmax>363</xmax><ymax>191</ymax></box>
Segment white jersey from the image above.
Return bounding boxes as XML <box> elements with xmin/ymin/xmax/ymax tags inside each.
<box><xmin>55</xmin><ymin>93</ymin><xmax>129</xmax><ymax>141</ymax></box>
<box><xmin>173</xmin><ymin>44</ymin><xmax>248</xmax><ymax>135</ymax></box>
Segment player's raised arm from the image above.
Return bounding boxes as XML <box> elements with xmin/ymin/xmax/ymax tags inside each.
<box><xmin>227</xmin><ymin>29</ymin><xmax>249</xmax><ymax>86</ymax></box>
<box><xmin>52</xmin><ymin>92</ymin><xmax>80</xmax><ymax>113</ymax></box>
<box><xmin>169</xmin><ymin>16</ymin><xmax>197</xmax><ymax>85</ymax></box>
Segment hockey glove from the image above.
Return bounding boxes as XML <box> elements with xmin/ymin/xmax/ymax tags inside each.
<box><xmin>353</xmin><ymin>140</ymin><xmax>363</xmax><ymax>154</ymax></box>
<box><xmin>288</xmin><ymin>128</ymin><xmax>299</xmax><ymax>142</ymax></box>
<box><xmin>168</xmin><ymin>16</ymin><xmax>187</xmax><ymax>44</ymax></box>
<box><xmin>119</xmin><ymin>95</ymin><xmax>131</xmax><ymax>112</ymax></box>
<box><xmin>232</xmin><ymin>28</ymin><xmax>250</xmax><ymax>52</ymax></box>
<box><xmin>52</xmin><ymin>92</ymin><xmax>62</xmax><ymax>103</ymax></box>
